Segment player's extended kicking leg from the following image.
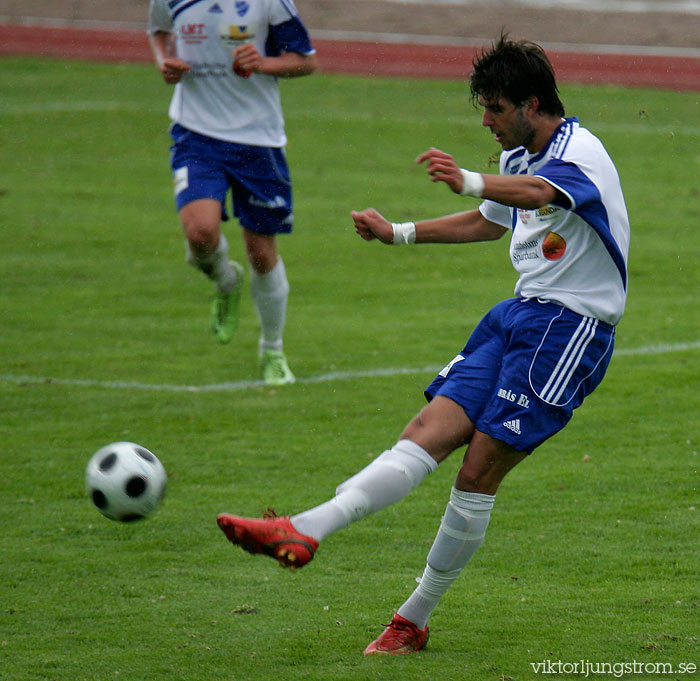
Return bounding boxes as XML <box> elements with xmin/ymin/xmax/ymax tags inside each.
<box><xmin>217</xmin><ymin>396</ymin><xmax>525</xmax><ymax>654</ymax></box>
<box><xmin>217</xmin><ymin>396</ymin><xmax>523</xmax><ymax>586</ymax></box>
<box><xmin>217</xmin><ymin>396</ymin><xmax>469</xmax><ymax>567</ymax></box>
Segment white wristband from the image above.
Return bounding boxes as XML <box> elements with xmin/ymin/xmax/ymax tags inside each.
<box><xmin>459</xmin><ymin>169</ymin><xmax>485</xmax><ymax>198</ymax></box>
<box><xmin>391</xmin><ymin>221</ymin><xmax>416</xmax><ymax>245</ymax></box>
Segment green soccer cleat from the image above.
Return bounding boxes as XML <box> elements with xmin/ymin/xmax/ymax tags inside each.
<box><xmin>259</xmin><ymin>349</ymin><xmax>295</xmax><ymax>386</ymax></box>
<box><xmin>211</xmin><ymin>261</ymin><xmax>244</xmax><ymax>344</ymax></box>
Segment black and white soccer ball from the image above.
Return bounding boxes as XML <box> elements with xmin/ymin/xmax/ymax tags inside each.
<box><xmin>85</xmin><ymin>442</ymin><xmax>167</xmax><ymax>522</ymax></box>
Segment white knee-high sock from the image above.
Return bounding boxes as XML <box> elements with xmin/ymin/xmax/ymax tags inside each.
<box><xmin>397</xmin><ymin>487</ymin><xmax>495</xmax><ymax>629</ymax></box>
<box><xmin>186</xmin><ymin>234</ymin><xmax>239</xmax><ymax>294</ymax></box>
<box><xmin>291</xmin><ymin>440</ymin><xmax>438</xmax><ymax>542</ymax></box>
<box><xmin>250</xmin><ymin>257</ymin><xmax>289</xmax><ymax>354</ymax></box>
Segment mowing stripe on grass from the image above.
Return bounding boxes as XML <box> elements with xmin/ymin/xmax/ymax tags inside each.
<box><xmin>3</xmin><ymin>103</ymin><xmax>700</xmax><ymax>139</ymax></box>
<box><xmin>1</xmin><ymin>340</ymin><xmax>698</xmax><ymax>394</ymax></box>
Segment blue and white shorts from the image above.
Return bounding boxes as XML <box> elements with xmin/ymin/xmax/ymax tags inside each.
<box><xmin>425</xmin><ymin>298</ymin><xmax>616</xmax><ymax>454</ymax></box>
<box><xmin>169</xmin><ymin>124</ymin><xmax>293</xmax><ymax>235</ymax></box>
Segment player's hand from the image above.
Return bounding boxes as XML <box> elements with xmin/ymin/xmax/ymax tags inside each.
<box><xmin>158</xmin><ymin>57</ymin><xmax>191</xmax><ymax>84</ymax></box>
<box><xmin>351</xmin><ymin>208</ymin><xmax>394</xmax><ymax>244</ymax></box>
<box><xmin>416</xmin><ymin>147</ymin><xmax>464</xmax><ymax>194</ymax></box>
<box><xmin>232</xmin><ymin>44</ymin><xmax>263</xmax><ymax>77</ymax></box>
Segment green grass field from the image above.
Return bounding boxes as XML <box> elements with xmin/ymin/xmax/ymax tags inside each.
<box><xmin>1</xmin><ymin>56</ymin><xmax>698</xmax><ymax>681</ymax></box>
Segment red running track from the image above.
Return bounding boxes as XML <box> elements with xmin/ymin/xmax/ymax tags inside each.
<box><xmin>1</xmin><ymin>23</ymin><xmax>698</xmax><ymax>91</ymax></box>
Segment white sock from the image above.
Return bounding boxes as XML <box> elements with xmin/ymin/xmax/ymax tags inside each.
<box><xmin>186</xmin><ymin>234</ymin><xmax>239</xmax><ymax>294</ymax></box>
<box><xmin>250</xmin><ymin>257</ymin><xmax>289</xmax><ymax>354</ymax></box>
<box><xmin>291</xmin><ymin>439</ymin><xmax>438</xmax><ymax>541</ymax></box>
<box><xmin>397</xmin><ymin>487</ymin><xmax>495</xmax><ymax>629</ymax></box>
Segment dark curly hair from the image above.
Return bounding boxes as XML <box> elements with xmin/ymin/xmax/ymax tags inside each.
<box><xmin>470</xmin><ymin>33</ymin><xmax>565</xmax><ymax>117</ymax></box>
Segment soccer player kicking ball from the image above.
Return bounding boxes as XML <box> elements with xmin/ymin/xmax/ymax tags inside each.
<box><xmin>218</xmin><ymin>34</ymin><xmax>630</xmax><ymax>654</ymax></box>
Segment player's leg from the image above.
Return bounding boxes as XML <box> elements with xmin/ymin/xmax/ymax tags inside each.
<box><xmin>366</xmin><ymin>433</ymin><xmax>526</xmax><ymax>655</ymax></box>
<box><xmin>217</xmin><ymin>395</ymin><xmax>474</xmax><ymax>568</ymax></box>
<box><xmin>291</xmin><ymin>396</ymin><xmax>473</xmax><ymax>538</ymax></box>
<box><xmin>180</xmin><ymin>198</ymin><xmax>223</xmax><ymax>263</ymax></box>
<box><xmin>366</xmin><ymin>301</ymin><xmax>617</xmax><ymax>653</ymax></box>
<box><xmin>180</xmin><ymin>198</ymin><xmax>240</xmax><ymax>293</ymax></box>
<box><xmin>231</xmin><ymin>145</ymin><xmax>295</xmax><ymax>385</ymax></box>
<box><xmin>180</xmin><ymin>199</ymin><xmax>244</xmax><ymax>343</ymax></box>
<box><xmin>170</xmin><ymin>125</ymin><xmax>244</xmax><ymax>343</ymax></box>
<box><xmin>216</xmin><ymin>308</ymin><xmax>506</xmax><ymax>565</ymax></box>
<box><xmin>364</xmin><ymin>301</ymin><xmax>519</xmax><ymax>653</ymax></box>
<box><xmin>242</xmin><ymin>229</ymin><xmax>294</xmax><ymax>385</ymax></box>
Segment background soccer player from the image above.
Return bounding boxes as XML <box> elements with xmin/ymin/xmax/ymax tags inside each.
<box><xmin>217</xmin><ymin>34</ymin><xmax>630</xmax><ymax>654</ymax></box>
<box><xmin>148</xmin><ymin>0</ymin><xmax>316</xmax><ymax>385</ymax></box>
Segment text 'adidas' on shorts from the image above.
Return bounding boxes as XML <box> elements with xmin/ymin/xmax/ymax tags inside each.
<box><xmin>169</xmin><ymin>123</ymin><xmax>293</xmax><ymax>235</ymax></box>
<box><xmin>425</xmin><ymin>298</ymin><xmax>615</xmax><ymax>454</ymax></box>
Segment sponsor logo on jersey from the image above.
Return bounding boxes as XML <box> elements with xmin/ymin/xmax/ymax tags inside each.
<box><xmin>186</xmin><ymin>62</ymin><xmax>230</xmax><ymax>77</ymax></box>
<box><xmin>518</xmin><ymin>204</ymin><xmax>560</xmax><ymax>226</ymax></box>
<box><xmin>542</xmin><ymin>231</ymin><xmax>567</xmax><ymax>260</ymax></box>
<box><xmin>219</xmin><ymin>23</ymin><xmax>257</xmax><ymax>45</ymax></box>
<box><xmin>536</xmin><ymin>205</ymin><xmax>559</xmax><ymax>219</ymax></box>
<box><xmin>228</xmin><ymin>25</ymin><xmax>253</xmax><ymax>40</ymax></box>
<box><xmin>512</xmin><ymin>236</ymin><xmax>541</xmax><ymax>265</ymax></box>
<box><xmin>180</xmin><ymin>23</ymin><xmax>208</xmax><ymax>44</ymax></box>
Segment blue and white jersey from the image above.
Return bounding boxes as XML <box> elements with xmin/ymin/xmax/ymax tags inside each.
<box><xmin>148</xmin><ymin>0</ymin><xmax>314</xmax><ymax>147</ymax></box>
<box><xmin>479</xmin><ymin>118</ymin><xmax>630</xmax><ymax>326</ymax></box>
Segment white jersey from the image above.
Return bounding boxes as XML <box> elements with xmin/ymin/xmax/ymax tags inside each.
<box><xmin>479</xmin><ymin>118</ymin><xmax>630</xmax><ymax>326</ymax></box>
<box><xmin>148</xmin><ymin>0</ymin><xmax>314</xmax><ymax>147</ymax></box>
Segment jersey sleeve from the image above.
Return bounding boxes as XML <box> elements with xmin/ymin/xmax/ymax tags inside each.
<box><xmin>266</xmin><ymin>16</ymin><xmax>315</xmax><ymax>55</ymax></box>
<box><xmin>536</xmin><ymin>156</ymin><xmax>628</xmax><ymax>292</ymax></box>
<box><xmin>147</xmin><ymin>0</ymin><xmax>172</xmax><ymax>34</ymax></box>
<box><xmin>479</xmin><ymin>199</ymin><xmax>513</xmax><ymax>229</ymax></box>
<box><xmin>535</xmin><ymin>158</ymin><xmax>600</xmax><ymax>211</ymax></box>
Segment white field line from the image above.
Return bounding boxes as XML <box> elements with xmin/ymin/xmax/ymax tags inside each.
<box><xmin>1</xmin><ymin>341</ymin><xmax>698</xmax><ymax>394</ymax></box>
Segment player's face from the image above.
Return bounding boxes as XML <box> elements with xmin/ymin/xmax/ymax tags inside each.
<box><xmin>479</xmin><ymin>96</ymin><xmax>536</xmax><ymax>151</ymax></box>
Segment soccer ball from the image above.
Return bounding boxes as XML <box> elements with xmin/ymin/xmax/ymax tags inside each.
<box><xmin>85</xmin><ymin>442</ymin><xmax>167</xmax><ymax>522</ymax></box>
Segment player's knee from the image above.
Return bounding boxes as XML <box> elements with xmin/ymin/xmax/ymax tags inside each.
<box><xmin>185</xmin><ymin>223</ymin><xmax>218</xmax><ymax>253</ymax></box>
<box><xmin>455</xmin><ymin>457</ymin><xmax>517</xmax><ymax>495</ymax></box>
<box><xmin>454</xmin><ymin>465</ymin><xmax>484</xmax><ymax>493</ymax></box>
<box><xmin>400</xmin><ymin>408</ymin><xmax>471</xmax><ymax>463</ymax></box>
<box><xmin>244</xmin><ymin>235</ymin><xmax>277</xmax><ymax>274</ymax></box>
<box><xmin>457</xmin><ymin>434</ymin><xmax>526</xmax><ymax>494</ymax></box>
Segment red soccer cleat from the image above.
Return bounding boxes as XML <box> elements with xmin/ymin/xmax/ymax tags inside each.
<box><xmin>363</xmin><ymin>614</ymin><xmax>430</xmax><ymax>655</ymax></box>
<box><xmin>217</xmin><ymin>509</ymin><xmax>318</xmax><ymax>570</ymax></box>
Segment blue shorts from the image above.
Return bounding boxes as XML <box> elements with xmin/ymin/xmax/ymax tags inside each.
<box><xmin>425</xmin><ymin>298</ymin><xmax>615</xmax><ymax>454</ymax></box>
<box><xmin>169</xmin><ymin>124</ymin><xmax>293</xmax><ymax>235</ymax></box>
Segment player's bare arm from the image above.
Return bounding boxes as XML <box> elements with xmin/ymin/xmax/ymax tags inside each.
<box><xmin>351</xmin><ymin>208</ymin><xmax>393</xmax><ymax>243</ymax></box>
<box><xmin>352</xmin><ymin>208</ymin><xmax>506</xmax><ymax>244</ymax></box>
<box><xmin>417</xmin><ymin>147</ymin><xmax>559</xmax><ymax>209</ymax></box>
<box><xmin>149</xmin><ymin>30</ymin><xmax>191</xmax><ymax>84</ymax></box>
<box><xmin>416</xmin><ymin>211</ymin><xmax>506</xmax><ymax>243</ymax></box>
<box><xmin>232</xmin><ymin>44</ymin><xmax>317</xmax><ymax>78</ymax></box>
